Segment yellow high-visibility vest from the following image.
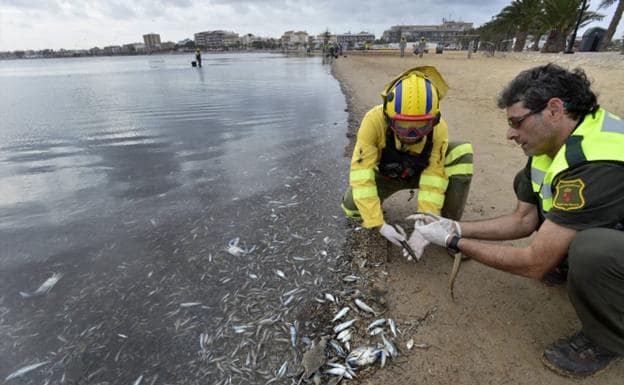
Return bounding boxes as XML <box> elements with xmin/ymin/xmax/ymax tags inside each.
<box><xmin>530</xmin><ymin>108</ymin><xmax>624</xmax><ymax>213</ymax></box>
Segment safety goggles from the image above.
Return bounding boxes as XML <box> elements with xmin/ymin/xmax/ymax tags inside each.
<box><xmin>390</xmin><ymin>118</ymin><xmax>436</xmax><ymax>138</ymax></box>
<box><xmin>507</xmin><ymin>107</ymin><xmax>544</xmax><ymax>129</ymax></box>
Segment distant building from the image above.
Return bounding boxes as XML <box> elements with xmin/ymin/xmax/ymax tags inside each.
<box><xmin>121</xmin><ymin>42</ymin><xmax>146</xmax><ymax>54</ymax></box>
<box><xmin>382</xmin><ymin>20</ymin><xmax>473</xmax><ymax>43</ymax></box>
<box><xmin>103</xmin><ymin>45</ymin><xmax>122</xmax><ymax>55</ymax></box>
<box><xmin>143</xmin><ymin>33</ymin><xmax>161</xmax><ymax>51</ymax></box>
<box><xmin>194</xmin><ymin>30</ymin><xmax>239</xmax><ymax>49</ymax></box>
<box><xmin>337</xmin><ymin>32</ymin><xmax>375</xmax><ymax>49</ymax></box>
<box><xmin>160</xmin><ymin>41</ymin><xmax>175</xmax><ymax>50</ymax></box>
<box><xmin>281</xmin><ymin>31</ymin><xmax>309</xmax><ymax>49</ymax></box>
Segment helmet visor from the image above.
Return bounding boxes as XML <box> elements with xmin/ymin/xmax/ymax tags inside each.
<box><xmin>390</xmin><ymin>118</ymin><xmax>435</xmax><ymax>139</ymax></box>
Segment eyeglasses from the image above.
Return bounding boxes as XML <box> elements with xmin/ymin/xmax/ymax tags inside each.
<box><xmin>507</xmin><ymin>109</ymin><xmax>542</xmax><ymax>129</ymax></box>
<box><xmin>390</xmin><ymin>118</ymin><xmax>435</xmax><ymax>139</ymax></box>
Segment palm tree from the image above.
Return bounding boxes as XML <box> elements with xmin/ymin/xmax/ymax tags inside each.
<box><xmin>540</xmin><ymin>0</ymin><xmax>603</xmax><ymax>52</ymax></box>
<box><xmin>598</xmin><ymin>0</ymin><xmax>624</xmax><ymax>50</ymax></box>
<box><xmin>499</xmin><ymin>0</ymin><xmax>543</xmax><ymax>51</ymax></box>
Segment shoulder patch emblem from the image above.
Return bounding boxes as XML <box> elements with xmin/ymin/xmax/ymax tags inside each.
<box><xmin>553</xmin><ymin>178</ymin><xmax>586</xmax><ymax>210</ymax></box>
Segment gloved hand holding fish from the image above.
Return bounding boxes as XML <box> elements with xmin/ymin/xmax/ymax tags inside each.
<box><xmin>407</xmin><ymin>213</ymin><xmax>461</xmax><ymax>247</ymax></box>
<box><xmin>407</xmin><ymin>213</ymin><xmax>464</xmax><ymax>300</ymax></box>
<box><xmin>378</xmin><ymin>222</ymin><xmax>406</xmax><ymax>247</ymax></box>
<box><xmin>402</xmin><ymin>218</ymin><xmax>428</xmax><ymax>261</ymax></box>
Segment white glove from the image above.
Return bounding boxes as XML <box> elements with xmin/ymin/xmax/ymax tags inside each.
<box><xmin>407</xmin><ymin>213</ymin><xmax>461</xmax><ymax>237</ymax></box>
<box><xmin>404</xmin><ymin>226</ymin><xmax>428</xmax><ymax>261</ymax></box>
<box><xmin>379</xmin><ymin>223</ymin><xmax>406</xmax><ymax>247</ymax></box>
<box><xmin>413</xmin><ymin>220</ymin><xmax>454</xmax><ymax>247</ymax></box>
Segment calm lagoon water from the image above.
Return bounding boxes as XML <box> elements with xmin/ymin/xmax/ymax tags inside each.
<box><xmin>0</xmin><ymin>53</ymin><xmax>349</xmax><ymax>384</ymax></box>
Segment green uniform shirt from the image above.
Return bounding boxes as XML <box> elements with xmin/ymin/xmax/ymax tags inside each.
<box><xmin>514</xmin><ymin>161</ymin><xmax>624</xmax><ymax>230</ymax></box>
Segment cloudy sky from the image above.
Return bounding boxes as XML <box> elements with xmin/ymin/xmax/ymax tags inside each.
<box><xmin>0</xmin><ymin>0</ymin><xmax>621</xmax><ymax>51</ymax></box>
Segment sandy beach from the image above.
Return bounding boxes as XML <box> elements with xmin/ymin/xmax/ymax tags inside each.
<box><xmin>332</xmin><ymin>50</ymin><xmax>624</xmax><ymax>384</ymax></box>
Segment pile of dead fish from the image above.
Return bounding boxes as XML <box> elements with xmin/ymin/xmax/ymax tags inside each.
<box><xmin>299</xmin><ymin>292</ymin><xmax>399</xmax><ymax>383</ymax></box>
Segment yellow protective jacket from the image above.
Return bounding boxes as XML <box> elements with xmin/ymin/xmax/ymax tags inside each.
<box><xmin>349</xmin><ymin>104</ymin><xmax>449</xmax><ymax>228</ymax></box>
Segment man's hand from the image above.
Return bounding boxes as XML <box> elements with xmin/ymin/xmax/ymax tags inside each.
<box><xmin>379</xmin><ymin>223</ymin><xmax>407</xmax><ymax>247</ymax></box>
<box><xmin>407</xmin><ymin>213</ymin><xmax>461</xmax><ymax>237</ymax></box>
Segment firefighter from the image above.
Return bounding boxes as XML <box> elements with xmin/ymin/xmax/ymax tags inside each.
<box><xmin>411</xmin><ymin>64</ymin><xmax>624</xmax><ymax>378</ymax></box>
<box><xmin>341</xmin><ymin>66</ymin><xmax>473</xmax><ymax>259</ymax></box>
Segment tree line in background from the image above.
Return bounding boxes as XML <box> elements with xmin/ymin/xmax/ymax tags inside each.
<box><xmin>475</xmin><ymin>0</ymin><xmax>623</xmax><ymax>52</ymax></box>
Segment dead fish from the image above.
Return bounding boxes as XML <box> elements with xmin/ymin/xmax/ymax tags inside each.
<box><xmin>289</xmin><ymin>324</ymin><xmax>297</xmax><ymax>347</ymax></box>
<box><xmin>346</xmin><ymin>346</ymin><xmax>380</xmax><ymax>367</ymax></box>
<box><xmin>5</xmin><ymin>361</ymin><xmax>50</xmax><ymax>381</ymax></box>
<box><xmin>20</xmin><ymin>273</ymin><xmax>62</xmax><ymax>298</ymax></box>
<box><xmin>180</xmin><ymin>302</ymin><xmax>202</xmax><ymax>308</ymax></box>
<box><xmin>132</xmin><ymin>375</ymin><xmax>144</xmax><ymax>385</ymax></box>
<box><xmin>325</xmin><ymin>366</ymin><xmax>354</xmax><ymax>379</ymax></box>
<box><xmin>275</xmin><ymin>270</ymin><xmax>286</xmax><ymax>279</ymax></box>
<box><xmin>354</xmin><ymin>299</ymin><xmax>376</xmax><ymax>315</ymax></box>
<box><xmin>406</xmin><ymin>338</ymin><xmax>414</xmax><ymax>350</ymax></box>
<box><xmin>333</xmin><ymin>319</ymin><xmax>356</xmax><ymax>334</ymax></box>
<box><xmin>324</xmin><ymin>293</ymin><xmax>335</xmax><ymax>303</ymax></box>
<box><xmin>331</xmin><ymin>307</ymin><xmax>349</xmax><ymax>322</ymax></box>
<box><xmin>380</xmin><ymin>349</ymin><xmax>388</xmax><ymax>368</ymax></box>
<box><xmin>449</xmin><ymin>252</ymin><xmax>462</xmax><ymax>300</ymax></box>
<box><xmin>387</xmin><ymin>318</ymin><xmax>397</xmax><ymax>337</ymax></box>
<box><xmin>336</xmin><ymin>329</ymin><xmax>352</xmax><ymax>343</ymax></box>
<box><xmin>225</xmin><ymin>238</ymin><xmax>246</xmax><ymax>257</ymax></box>
<box><xmin>368</xmin><ymin>327</ymin><xmax>384</xmax><ymax>336</ymax></box>
<box><xmin>381</xmin><ymin>334</ymin><xmax>398</xmax><ymax>358</ymax></box>
<box><xmin>328</xmin><ymin>340</ymin><xmax>346</xmax><ymax>357</ymax></box>
<box><xmin>277</xmin><ymin>361</ymin><xmax>288</xmax><ymax>378</ymax></box>
<box><xmin>366</xmin><ymin>318</ymin><xmax>386</xmax><ymax>330</ymax></box>
<box><xmin>342</xmin><ymin>275</ymin><xmax>359</xmax><ymax>282</ymax></box>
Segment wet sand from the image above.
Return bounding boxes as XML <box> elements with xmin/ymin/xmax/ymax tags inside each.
<box><xmin>332</xmin><ymin>50</ymin><xmax>624</xmax><ymax>384</ymax></box>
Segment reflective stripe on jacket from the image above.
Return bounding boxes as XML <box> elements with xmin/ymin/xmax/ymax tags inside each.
<box><xmin>530</xmin><ymin>108</ymin><xmax>624</xmax><ymax>213</ymax></box>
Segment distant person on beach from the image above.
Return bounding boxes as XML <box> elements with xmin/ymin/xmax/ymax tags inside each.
<box><xmin>341</xmin><ymin>66</ymin><xmax>474</xmax><ymax>259</ymax></box>
<box><xmin>409</xmin><ymin>64</ymin><xmax>624</xmax><ymax>378</ymax></box>
<box><xmin>399</xmin><ymin>36</ymin><xmax>407</xmax><ymax>57</ymax></box>
<box><xmin>195</xmin><ymin>48</ymin><xmax>202</xmax><ymax>68</ymax></box>
<box><xmin>418</xmin><ymin>37</ymin><xmax>426</xmax><ymax>58</ymax></box>
<box><xmin>467</xmin><ymin>40</ymin><xmax>474</xmax><ymax>59</ymax></box>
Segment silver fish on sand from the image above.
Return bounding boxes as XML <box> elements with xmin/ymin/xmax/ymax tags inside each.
<box><xmin>224</xmin><ymin>238</ymin><xmax>246</xmax><ymax>257</ymax></box>
<box><xmin>354</xmin><ymin>298</ymin><xmax>376</xmax><ymax>315</ymax></box>
<box><xmin>132</xmin><ymin>375</ymin><xmax>143</xmax><ymax>385</ymax></box>
<box><xmin>331</xmin><ymin>307</ymin><xmax>349</xmax><ymax>322</ymax></box>
<box><xmin>20</xmin><ymin>273</ymin><xmax>63</xmax><ymax>298</ymax></box>
<box><xmin>289</xmin><ymin>324</ymin><xmax>297</xmax><ymax>347</ymax></box>
<box><xmin>325</xmin><ymin>365</ymin><xmax>354</xmax><ymax>379</ymax></box>
<box><xmin>366</xmin><ymin>318</ymin><xmax>386</xmax><ymax>330</ymax></box>
<box><xmin>333</xmin><ymin>319</ymin><xmax>356</xmax><ymax>334</ymax></box>
<box><xmin>346</xmin><ymin>346</ymin><xmax>380</xmax><ymax>367</ymax></box>
<box><xmin>336</xmin><ymin>328</ymin><xmax>352</xmax><ymax>343</ymax></box>
<box><xmin>387</xmin><ymin>318</ymin><xmax>397</xmax><ymax>337</ymax></box>
<box><xmin>382</xmin><ymin>334</ymin><xmax>398</xmax><ymax>358</ymax></box>
<box><xmin>342</xmin><ymin>275</ymin><xmax>359</xmax><ymax>282</ymax></box>
<box><xmin>324</xmin><ymin>293</ymin><xmax>336</xmax><ymax>303</ymax></box>
<box><xmin>277</xmin><ymin>361</ymin><xmax>288</xmax><ymax>378</ymax></box>
<box><xmin>5</xmin><ymin>361</ymin><xmax>51</xmax><ymax>381</ymax></box>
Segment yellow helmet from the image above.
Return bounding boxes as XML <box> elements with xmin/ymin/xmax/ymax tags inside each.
<box><xmin>381</xmin><ymin>66</ymin><xmax>448</xmax><ymax>142</ymax></box>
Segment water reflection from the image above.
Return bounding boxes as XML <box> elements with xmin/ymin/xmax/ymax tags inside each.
<box><xmin>0</xmin><ymin>53</ymin><xmax>348</xmax><ymax>384</ymax></box>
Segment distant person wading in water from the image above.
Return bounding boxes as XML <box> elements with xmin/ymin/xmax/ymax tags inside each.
<box><xmin>195</xmin><ymin>48</ymin><xmax>202</xmax><ymax>68</ymax></box>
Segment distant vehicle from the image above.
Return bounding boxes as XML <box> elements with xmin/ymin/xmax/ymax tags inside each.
<box><xmin>435</xmin><ymin>43</ymin><xmax>444</xmax><ymax>54</ymax></box>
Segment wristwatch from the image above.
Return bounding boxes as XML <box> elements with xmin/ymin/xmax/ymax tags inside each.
<box><xmin>447</xmin><ymin>235</ymin><xmax>461</xmax><ymax>254</ymax></box>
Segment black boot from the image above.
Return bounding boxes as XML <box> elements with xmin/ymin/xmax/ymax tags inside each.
<box><xmin>542</xmin><ymin>331</ymin><xmax>620</xmax><ymax>378</ymax></box>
